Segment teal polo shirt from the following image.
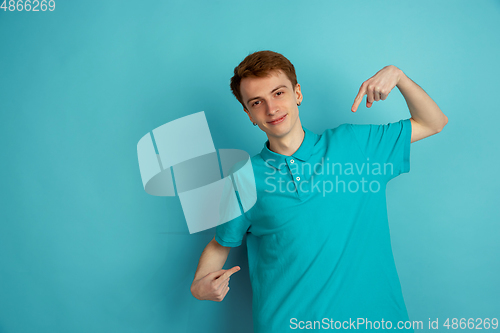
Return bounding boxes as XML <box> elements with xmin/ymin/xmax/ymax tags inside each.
<box><xmin>215</xmin><ymin>119</ymin><xmax>413</xmax><ymax>333</ymax></box>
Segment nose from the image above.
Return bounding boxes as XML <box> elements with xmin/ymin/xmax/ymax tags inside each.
<box><xmin>266</xmin><ymin>99</ymin><xmax>279</xmax><ymax>115</ymax></box>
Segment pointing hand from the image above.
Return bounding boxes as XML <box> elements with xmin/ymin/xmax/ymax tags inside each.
<box><xmin>351</xmin><ymin>65</ymin><xmax>403</xmax><ymax>112</ymax></box>
<box><xmin>191</xmin><ymin>266</ymin><xmax>241</xmax><ymax>302</ymax></box>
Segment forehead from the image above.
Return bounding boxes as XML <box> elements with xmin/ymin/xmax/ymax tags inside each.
<box><xmin>240</xmin><ymin>70</ymin><xmax>292</xmax><ymax>100</ymax></box>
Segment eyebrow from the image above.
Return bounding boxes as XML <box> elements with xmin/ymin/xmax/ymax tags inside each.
<box><xmin>246</xmin><ymin>85</ymin><xmax>287</xmax><ymax>106</ymax></box>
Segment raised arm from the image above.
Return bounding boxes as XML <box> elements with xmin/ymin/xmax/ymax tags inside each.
<box><xmin>190</xmin><ymin>236</ymin><xmax>240</xmax><ymax>302</ymax></box>
<box><xmin>396</xmin><ymin>70</ymin><xmax>448</xmax><ymax>143</ymax></box>
<box><xmin>351</xmin><ymin>65</ymin><xmax>448</xmax><ymax>143</ymax></box>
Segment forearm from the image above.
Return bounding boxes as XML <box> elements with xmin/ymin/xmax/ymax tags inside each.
<box><xmin>193</xmin><ymin>237</ymin><xmax>230</xmax><ymax>283</ymax></box>
<box><xmin>396</xmin><ymin>69</ymin><xmax>448</xmax><ymax>132</ymax></box>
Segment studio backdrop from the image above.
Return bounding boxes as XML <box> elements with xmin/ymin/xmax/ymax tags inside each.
<box><xmin>1</xmin><ymin>1</ymin><xmax>499</xmax><ymax>332</ymax></box>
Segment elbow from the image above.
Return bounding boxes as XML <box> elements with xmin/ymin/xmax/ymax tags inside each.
<box><xmin>435</xmin><ymin>114</ymin><xmax>448</xmax><ymax>134</ymax></box>
<box><xmin>190</xmin><ymin>282</ymin><xmax>197</xmax><ymax>299</ymax></box>
<box><xmin>442</xmin><ymin>114</ymin><xmax>449</xmax><ymax>128</ymax></box>
<box><xmin>191</xmin><ymin>278</ymin><xmax>202</xmax><ymax>300</ymax></box>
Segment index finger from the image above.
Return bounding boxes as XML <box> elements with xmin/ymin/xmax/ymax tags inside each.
<box><xmin>351</xmin><ymin>84</ymin><xmax>367</xmax><ymax>112</ymax></box>
<box><xmin>217</xmin><ymin>266</ymin><xmax>241</xmax><ymax>281</ymax></box>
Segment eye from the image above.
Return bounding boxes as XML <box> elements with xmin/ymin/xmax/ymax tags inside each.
<box><xmin>276</xmin><ymin>91</ymin><xmax>284</xmax><ymax>96</ymax></box>
<box><xmin>252</xmin><ymin>100</ymin><xmax>261</xmax><ymax>107</ymax></box>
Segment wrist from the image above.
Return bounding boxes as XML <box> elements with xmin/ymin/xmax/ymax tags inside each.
<box><xmin>396</xmin><ymin>68</ymin><xmax>408</xmax><ymax>89</ymax></box>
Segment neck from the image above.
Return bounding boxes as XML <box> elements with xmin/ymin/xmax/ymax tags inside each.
<box><xmin>267</xmin><ymin>121</ymin><xmax>305</xmax><ymax>156</ymax></box>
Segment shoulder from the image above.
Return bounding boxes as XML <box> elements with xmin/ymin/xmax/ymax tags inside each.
<box><xmin>322</xmin><ymin>123</ymin><xmax>354</xmax><ymax>139</ymax></box>
<box><xmin>347</xmin><ymin>119</ymin><xmax>409</xmax><ymax>135</ymax></box>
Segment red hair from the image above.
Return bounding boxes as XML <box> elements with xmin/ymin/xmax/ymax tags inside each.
<box><xmin>230</xmin><ymin>50</ymin><xmax>298</xmax><ymax>110</ymax></box>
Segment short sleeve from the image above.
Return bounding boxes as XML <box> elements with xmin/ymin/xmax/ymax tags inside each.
<box><xmin>349</xmin><ymin>118</ymin><xmax>411</xmax><ymax>180</ymax></box>
<box><xmin>215</xmin><ymin>190</ymin><xmax>251</xmax><ymax>247</ymax></box>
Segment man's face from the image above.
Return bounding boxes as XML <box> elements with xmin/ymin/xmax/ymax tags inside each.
<box><xmin>240</xmin><ymin>70</ymin><xmax>303</xmax><ymax>140</ymax></box>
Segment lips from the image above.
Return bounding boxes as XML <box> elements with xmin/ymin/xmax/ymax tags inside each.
<box><xmin>267</xmin><ymin>114</ymin><xmax>287</xmax><ymax>125</ymax></box>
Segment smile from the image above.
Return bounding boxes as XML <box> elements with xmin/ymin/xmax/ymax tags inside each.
<box><xmin>267</xmin><ymin>114</ymin><xmax>287</xmax><ymax>125</ymax></box>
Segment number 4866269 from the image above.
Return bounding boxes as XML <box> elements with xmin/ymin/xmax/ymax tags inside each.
<box><xmin>1</xmin><ymin>0</ymin><xmax>55</xmax><ymax>11</ymax></box>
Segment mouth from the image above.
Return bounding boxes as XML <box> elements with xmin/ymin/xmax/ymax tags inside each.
<box><xmin>267</xmin><ymin>114</ymin><xmax>287</xmax><ymax>125</ymax></box>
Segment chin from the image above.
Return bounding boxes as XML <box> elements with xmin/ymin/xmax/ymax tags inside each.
<box><xmin>267</xmin><ymin>126</ymin><xmax>290</xmax><ymax>137</ymax></box>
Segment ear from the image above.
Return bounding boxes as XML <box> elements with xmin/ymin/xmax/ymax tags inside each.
<box><xmin>294</xmin><ymin>83</ymin><xmax>303</xmax><ymax>105</ymax></box>
<box><xmin>243</xmin><ymin>108</ymin><xmax>253</xmax><ymax>122</ymax></box>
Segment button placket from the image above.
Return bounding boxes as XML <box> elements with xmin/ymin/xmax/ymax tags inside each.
<box><xmin>287</xmin><ymin>157</ymin><xmax>302</xmax><ymax>193</ymax></box>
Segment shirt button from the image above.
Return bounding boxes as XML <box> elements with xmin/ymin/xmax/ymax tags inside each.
<box><xmin>296</xmin><ymin>176</ymin><xmax>300</xmax><ymax>181</ymax></box>
<box><xmin>290</xmin><ymin>159</ymin><xmax>294</xmax><ymax>163</ymax></box>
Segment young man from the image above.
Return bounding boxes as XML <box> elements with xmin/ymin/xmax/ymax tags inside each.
<box><xmin>191</xmin><ymin>50</ymin><xmax>447</xmax><ymax>332</ymax></box>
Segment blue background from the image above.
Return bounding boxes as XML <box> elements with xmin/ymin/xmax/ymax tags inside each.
<box><xmin>1</xmin><ymin>1</ymin><xmax>499</xmax><ymax>332</ymax></box>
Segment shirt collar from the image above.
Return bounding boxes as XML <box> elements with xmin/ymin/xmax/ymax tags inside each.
<box><xmin>260</xmin><ymin>126</ymin><xmax>318</xmax><ymax>170</ymax></box>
